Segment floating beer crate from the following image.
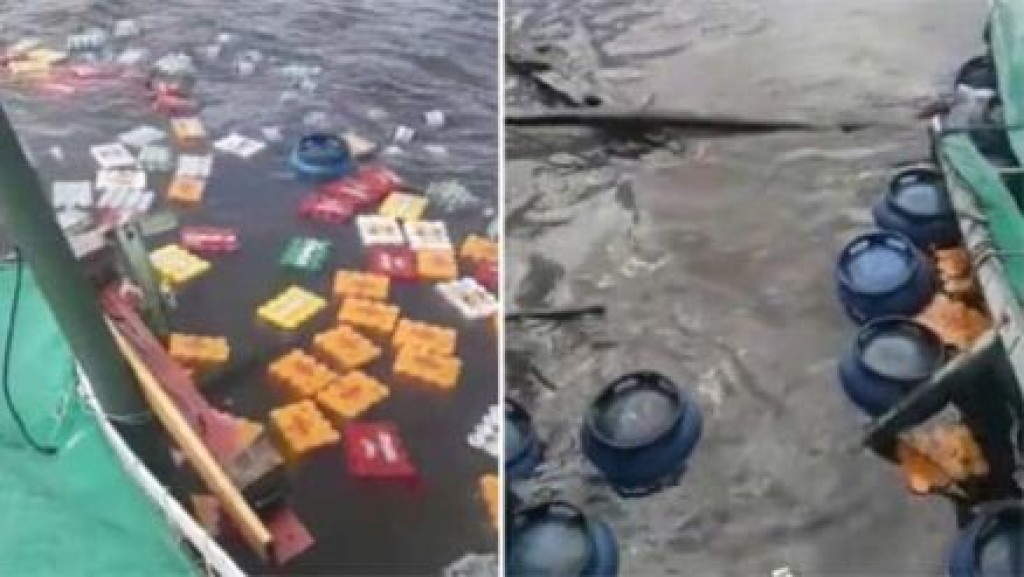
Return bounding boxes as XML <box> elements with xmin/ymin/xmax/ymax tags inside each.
<box><xmin>366</xmin><ymin>247</ymin><xmax>417</xmax><ymax>281</ymax></box>
<box><xmin>149</xmin><ymin>244</ymin><xmax>210</xmax><ymax>286</ymax></box>
<box><xmin>437</xmin><ymin>278</ymin><xmax>499</xmax><ymax>320</ymax></box>
<box><xmin>332</xmin><ymin>270</ymin><xmax>390</xmax><ymax>301</ymax></box>
<box><xmin>319</xmin><ymin>179</ymin><xmax>383</xmax><ymax>209</ymax></box>
<box><xmin>315</xmin><ymin>371</ymin><xmax>390</xmax><ymax>420</ymax></box>
<box><xmin>170</xmin><ymin>117</ymin><xmax>207</xmax><ymax>144</ymax></box>
<box><xmin>257</xmin><ymin>286</ymin><xmax>327</xmax><ymax>331</ymax></box>
<box><xmin>392</xmin><ymin>319</ymin><xmax>457</xmax><ymax>356</ymax></box>
<box><xmin>378</xmin><ymin>192</ymin><xmax>427</xmax><ymax>222</ymax></box>
<box><xmin>393</xmin><ymin>346</ymin><xmax>461</xmax><ymax>390</ymax></box>
<box><xmin>356</xmin><ymin>215</ymin><xmax>405</xmax><ymax>246</ymax></box>
<box><xmin>180</xmin><ymin>226</ymin><xmax>239</xmax><ymax>254</ymax></box>
<box><xmin>337</xmin><ymin>298</ymin><xmax>400</xmax><ymax>337</ymax></box>
<box><xmin>312</xmin><ymin>324</ymin><xmax>381</xmax><ymax>371</ymax></box>
<box><xmin>268</xmin><ymin>349</ymin><xmax>340</xmax><ymax>398</ymax></box>
<box><xmin>280</xmin><ymin>237</ymin><xmax>332</xmax><ymax>273</ymax></box>
<box><xmin>298</xmin><ymin>194</ymin><xmax>355</xmax><ymax>224</ymax></box>
<box><xmin>405</xmin><ymin>220</ymin><xmax>451</xmax><ymax>251</ymax></box>
<box><xmin>167</xmin><ymin>176</ymin><xmax>206</xmax><ymax>204</ymax></box>
<box><xmin>356</xmin><ymin>166</ymin><xmax>402</xmax><ymax>197</ymax></box>
<box><xmin>167</xmin><ymin>333</ymin><xmax>230</xmax><ymax>369</ymax></box>
<box><xmin>270</xmin><ymin>400</ymin><xmax>339</xmax><ymax>458</ymax></box>
<box><xmin>459</xmin><ymin>234</ymin><xmax>498</xmax><ymax>265</ymax></box>
<box><xmin>479</xmin><ymin>474</ymin><xmax>500</xmax><ymax>530</ymax></box>
<box><xmin>416</xmin><ymin>249</ymin><xmax>458</xmax><ymax>282</ymax></box>
<box><xmin>342</xmin><ymin>421</ymin><xmax>417</xmax><ymax>482</ymax></box>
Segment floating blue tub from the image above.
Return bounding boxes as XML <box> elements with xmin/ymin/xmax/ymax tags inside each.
<box><xmin>581</xmin><ymin>372</ymin><xmax>702</xmax><ymax>497</ymax></box>
<box><xmin>289</xmin><ymin>133</ymin><xmax>354</xmax><ymax>181</ymax></box>
<box><xmin>506</xmin><ymin>398</ymin><xmax>544</xmax><ymax>480</ymax></box>
<box><xmin>837</xmin><ymin>317</ymin><xmax>948</xmax><ymax>420</ymax></box>
<box><xmin>872</xmin><ymin>166</ymin><xmax>961</xmax><ymax>250</ymax></box>
<box><xmin>507</xmin><ymin>501</ymin><xmax>618</xmax><ymax>577</ymax></box>
<box><xmin>835</xmin><ymin>230</ymin><xmax>936</xmax><ymax>323</ymax></box>
<box><xmin>949</xmin><ymin>500</ymin><xmax>1023</xmax><ymax>577</ymax></box>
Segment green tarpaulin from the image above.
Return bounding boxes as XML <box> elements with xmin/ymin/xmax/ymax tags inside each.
<box><xmin>0</xmin><ymin>262</ymin><xmax>196</xmax><ymax>576</ymax></box>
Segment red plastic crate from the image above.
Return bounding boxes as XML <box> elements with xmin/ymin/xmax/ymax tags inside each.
<box><xmin>318</xmin><ymin>178</ymin><xmax>385</xmax><ymax>208</ymax></box>
<box><xmin>180</xmin><ymin>226</ymin><xmax>239</xmax><ymax>254</ymax></box>
<box><xmin>343</xmin><ymin>421</ymin><xmax>417</xmax><ymax>481</ymax></box>
<box><xmin>356</xmin><ymin>166</ymin><xmax>402</xmax><ymax>197</ymax></box>
<box><xmin>474</xmin><ymin>260</ymin><xmax>499</xmax><ymax>293</ymax></box>
<box><xmin>366</xmin><ymin>247</ymin><xmax>417</xmax><ymax>281</ymax></box>
<box><xmin>298</xmin><ymin>194</ymin><xmax>356</xmax><ymax>224</ymax></box>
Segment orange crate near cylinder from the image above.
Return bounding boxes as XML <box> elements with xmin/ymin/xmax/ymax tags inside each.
<box><xmin>415</xmin><ymin>249</ymin><xmax>458</xmax><ymax>282</ymax></box>
<box><xmin>332</xmin><ymin>270</ymin><xmax>390</xmax><ymax>301</ymax></box>
<box><xmin>270</xmin><ymin>400</ymin><xmax>339</xmax><ymax>458</ymax></box>
<box><xmin>479</xmin><ymin>474</ymin><xmax>499</xmax><ymax>530</ymax></box>
<box><xmin>268</xmin><ymin>349</ymin><xmax>340</xmax><ymax>398</ymax></box>
<box><xmin>167</xmin><ymin>333</ymin><xmax>230</xmax><ymax>369</ymax></box>
<box><xmin>313</xmin><ymin>324</ymin><xmax>381</xmax><ymax>371</ymax></box>
<box><xmin>393</xmin><ymin>347</ymin><xmax>462</xmax><ymax>390</ymax></box>
<box><xmin>315</xmin><ymin>371</ymin><xmax>390</xmax><ymax>420</ymax></box>
<box><xmin>392</xmin><ymin>318</ymin><xmax>457</xmax><ymax>356</ymax></box>
<box><xmin>337</xmin><ymin>298</ymin><xmax>400</xmax><ymax>337</ymax></box>
<box><xmin>459</xmin><ymin>235</ymin><xmax>498</xmax><ymax>266</ymax></box>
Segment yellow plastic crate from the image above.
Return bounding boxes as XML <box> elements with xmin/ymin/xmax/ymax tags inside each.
<box><xmin>167</xmin><ymin>176</ymin><xmax>206</xmax><ymax>204</ymax></box>
<box><xmin>392</xmin><ymin>318</ymin><xmax>457</xmax><ymax>356</ymax></box>
<box><xmin>313</xmin><ymin>324</ymin><xmax>381</xmax><ymax>371</ymax></box>
<box><xmin>149</xmin><ymin>244</ymin><xmax>210</xmax><ymax>286</ymax></box>
<box><xmin>170</xmin><ymin>117</ymin><xmax>207</xmax><ymax>143</ymax></box>
<box><xmin>268</xmin><ymin>349</ymin><xmax>340</xmax><ymax>398</ymax></box>
<box><xmin>315</xmin><ymin>371</ymin><xmax>390</xmax><ymax>420</ymax></box>
<box><xmin>337</xmin><ymin>298</ymin><xmax>400</xmax><ymax>337</ymax></box>
<box><xmin>378</xmin><ymin>192</ymin><xmax>428</xmax><ymax>221</ymax></box>
<box><xmin>459</xmin><ymin>235</ymin><xmax>499</xmax><ymax>265</ymax></box>
<box><xmin>270</xmin><ymin>400</ymin><xmax>339</xmax><ymax>458</ymax></box>
<box><xmin>394</xmin><ymin>346</ymin><xmax>462</xmax><ymax>390</ymax></box>
<box><xmin>257</xmin><ymin>286</ymin><xmax>327</xmax><ymax>331</ymax></box>
<box><xmin>167</xmin><ymin>333</ymin><xmax>230</xmax><ymax>368</ymax></box>
<box><xmin>332</xmin><ymin>270</ymin><xmax>390</xmax><ymax>301</ymax></box>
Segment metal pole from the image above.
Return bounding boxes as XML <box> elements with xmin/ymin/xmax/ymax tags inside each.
<box><xmin>0</xmin><ymin>105</ymin><xmax>169</xmax><ymax>468</ymax></box>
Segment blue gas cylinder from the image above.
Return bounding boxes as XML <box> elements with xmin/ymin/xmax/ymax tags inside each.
<box><xmin>289</xmin><ymin>133</ymin><xmax>354</xmax><ymax>181</ymax></box>
<box><xmin>507</xmin><ymin>501</ymin><xmax>619</xmax><ymax>577</ymax></box>
<box><xmin>949</xmin><ymin>500</ymin><xmax>1023</xmax><ymax>577</ymax></box>
<box><xmin>506</xmin><ymin>398</ymin><xmax>544</xmax><ymax>480</ymax></box>
<box><xmin>581</xmin><ymin>372</ymin><xmax>702</xmax><ymax>497</ymax></box>
<box><xmin>835</xmin><ymin>230</ymin><xmax>936</xmax><ymax>323</ymax></box>
<box><xmin>872</xmin><ymin>165</ymin><xmax>961</xmax><ymax>250</ymax></box>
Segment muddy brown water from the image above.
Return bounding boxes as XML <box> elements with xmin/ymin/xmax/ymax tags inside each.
<box><xmin>506</xmin><ymin>0</ymin><xmax>990</xmax><ymax>575</ymax></box>
<box><xmin>1</xmin><ymin>0</ymin><xmax>499</xmax><ymax>573</ymax></box>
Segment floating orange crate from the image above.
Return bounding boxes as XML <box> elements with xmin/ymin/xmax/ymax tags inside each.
<box><xmin>332</xmin><ymin>270</ymin><xmax>390</xmax><ymax>301</ymax></box>
<box><xmin>268</xmin><ymin>349</ymin><xmax>340</xmax><ymax>398</ymax></box>
<box><xmin>393</xmin><ymin>347</ymin><xmax>462</xmax><ymax>390</ymax></box>
<box><xmin>459</xmin><ymin>235</ymin><xmax>498</xmax><ymax>265</ymax></box>
<box><xmin>167</xmin><ymin>176</ymin><xmax>206</xmax><ymax>204</ymax></box>
<box><xmin>270</xmin><ymin>400</ymin><xmax>339</xmax><ymax>458</ymax></box>
<box><xmin>479</xmin><ymin>474</ymin><xmax>499</xmax><ymax>530</ymax></box>
<box><xmin>337</xmin><ymin>298</ymin><xmax>400</xmax><ymax>337</ymax></box>
<box><xmin>313</xmin><ymin>324</ymin><xmax>381</xmax><ymax>371</ymax></box>
<box><xmin>392</xmin><ymin>318</ymin><xmax>457</xmax><ymax>355</ymax></box>
<box><xmin>167</xmin><ymin>333</ymin><xmax>230</xmax><ymax>369</ymax></box>
<box><xmin>416</xmin><ymin>249</ymin><xmax>457</xmax><ymax>282</ymax></box>
<box><xmin>170</xmin><ymin>117</ymin><xmax>207</xmax><ymax>144</ymax></box>
<box><xmin>315</xmin><ymin>371</ymin><xmax>390</xmax><ymax>420</ymax></box>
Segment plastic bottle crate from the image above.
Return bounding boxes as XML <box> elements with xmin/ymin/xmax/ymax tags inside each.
<box><xmin>280</xmin><ymin>237</ymin><xmax>332</xmax><ymax>273</ymax></box>
<box><xmin>315</xmin><ymin>370</ymin><xmax>390</xmax><ymax>420</ymax></box>
<box><xmin>474</xmin><ymin>260</ymin><xmax>499</xmax><ymax>293</ymax></box>
<box><xmin>167</xmin><ymin>333</ymin><xmax>230</xmax><ymax>369</ymax></box>
<box><xmin>366</xmin><ymin>247</ymin><xmax>417</xmax><ymax>281</ymax></box>
<box><xmin>393</xmin><ymin>347</ymin><xmax>462</xmax><ymax>390</ymax></box>
<box><xmin>356</xmin><ymin>165</ymin><xmax>403</xmax><ymax>197</ymax></box>
<box><xmin>479</xmin><ymin>474</ymin><xmax>500</xmax><ymax>530</ymax></box>
<box><xmin>170</xmin><ymin>117</ymin><xmax>207</xmax><ymax>144</ymax></box>
<box><xmin>333</xmin><ymin>270</ymin><xmax>390</xmax><ymax>301</ymax></box>
<box><xmin>319</xmin><ymin>179</ymin><xmax>384</xmax><ymax>209</ymax></box>
<box><xmin>405</xmin><ymin>220</ymin><xmax>452</xmax><ymax>251</ymax></box>
<box><xmin>149</xmin><ymin>244</ymin><xmax>210</xmax><ymax>286</ymax></box>
<box><xmin>337</xmin><ymin>298</ymin><xmax>400</xmax><ymax>337</ymax></box>
<box><xmin>268</xmin><ymin>349</ymin><xmax>341</xmax><ymax>398</ymax></box>
<box><xmin>270</xmin><ymin>400</ymin><xmax>339</xmax><ymax>458</ymax></box>
<box><xmin>312</xmin><ymin>324</ymin><xmax>381</xmax><ymax>371</ymax></box>
<box><xmin>378</xmin><ymin>192</ymin><xmax>427</xmax><ymax>222</ymax></box>
<box><xmin>460</xmin><ymin>235</ymin><xmax>499</xmax><ymax>265</ymax></box>
<box><xmin>416</xmin><ymin>249</ymin><xmax>458</xmax><ymax>282</ymax></box>
<box><xmin>357</xmin><ymin>215</ymin><xmax>405</xmax><ymax>246</ymax></box>
<box><xmin>167</xmin><ymin>176</ymin><xmax>206</xmax><ymax>204</ymax></box>
<box><xmin>180</xmin><ymin>226</ymin><xmax>239</xmax><ymax>254</ymax></box>
<box><xmin>392</xmin><ymin>318</ymin><xmax>457</xmax><ymax>356</ymax></box>
<box><xmin>342</xmin><ymin>421</ymin><xmax>417</xmax><ymax>482</ymax></box>
<box><xmin>257</xmin><ymin>286</ymin><xmax>327</xmax><ymax>331</ymax></box>
<box><xmin>298</xmin><ymin>194</ymin><xmax>355</xmax><ymax>224</ymax></box>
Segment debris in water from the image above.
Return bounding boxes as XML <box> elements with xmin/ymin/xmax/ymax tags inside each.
<box><xmin>442</xmin><ymin>553</ymin><xmax>500</xmax><ymax>577</ymax></box>
<box><xmin>270</xmin><ymin>350</ymin><xmax>340</xmax><ymax>399</ymax></box>
<box><xmin>333</xmin><ymin>270</ymin><xmax>390</xmax><ymax>301</ymax></box>
<box><xmin>261</xmin><ymin>126</ymin><xmax>284</xmax><ymax>143</ymax></box>
<box><xmin>436</xmin><ymin>277</ymin><xmax>499</xmax><ymax>319</ymax></box>
<box><xmin>213</xmin><ymin>133</ymin><xmax>266</xmax><ymax>159</ymax></box>
<box><xmin>118</xmin><ymin>125</ymin><xmax>167</xmax><ymax>148</ymax></box>
<box><xmin>393</xmin><ymin>125</ymin><xmax>415</xmax><ymax>144</ymax></box>
<box><xmin>90</xmin><ymin>142</ymin><xmax>136</xmax><ymax>169</ymax></box>
<box><xmin>343</xmin><ymin>131</ymin><xmax>376</xmax><ymax>158</ymax></box>
<box><xmin>426</xmin><ymin>179</ymin><xmax>481</xmax><ymax>213</ymax></box>
<box><xmin>342</xmin><ymin>421</ymin><xmax>418</xmax><ymax>482</ymax></box>
<box><xmin>416</xmin><ymin>248</ymin><xmax>458</xmax><ymax>282</ymax></box>
<box><xmin>167</xmin><ymin>333</ymin><xmax>231</xmax><ymax>370</ymax></box>
<box><xmin>394</xmin><ymin>346</ymin><xmax>461</xmax><ymax>390</ymax></box>
<box><xmin>66</xmin><ymin>29</ymin><xmax>108</xmax><ymax>52</ymax></box>
<box><xmin>152</xmin><ymin>52</ymin><xmax>194</xmax><ymax>77</ymax></box>
<box><xmin>405</xmin><ymin>221</ymin><xmax>453</xmax><ymax>251</ymax></box>
<box><xmin>52</xmin><ymin>181</ymin><xmax>93</xmax><ymax>209</ymax></box>
<box><xmin>424</xmin><ymin>109</ymin><xmax>445</xmax><ymax>128</ymax></box>
<box><xmin>166</xmin><ymin>176</ymin><xmax>206</xmax><ymax>204</ymax></box>
<box><xmin>112</xmin><ymin>19</ymin><xmax>141</xmax><ymax>39</ymax></box>
<box><xmin>337</xmin><ymin>298</ymin><xmax>400</xmax><ymax>338</ymax></box>
<box><xmin>313</xmin><ymin>325</ymin><xmax>382</xmax><ymax>371</ymax></box>
<box><xmin>467</xmin><ymin>405</ymin><xmax>501</xmax><ymax>458</ymax></box>
<box><xmin>393</xmin><ymin>318</ymin><xmax>457</xmax><ymax>355</ymax></box>
<box><xmin>424</xmin><ymin>144</ymin><xmax>448</xmax><ymax>157</ymax></box>
<box><xmin>116</xmin><ymin>48</ymin><xmax>148</xmax><ymax>66</ymax></box>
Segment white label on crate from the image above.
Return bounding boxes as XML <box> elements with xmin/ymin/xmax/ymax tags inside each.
<box><xmin>404</xmin><ymin>220</ymin><xmax>452</xmax><ymax>250</ymax></box>
<box><xmin>90</xmin><ymin>143</ymin><xmax>136</xmax><ymax>169</ymax></box>
<box><xmin>357</xmin><ymin>215</ymin><xmax>405</xmax><ymax>246</ymax></box>
<box><xmin>177</xmin><ymin>154</ymin><xmax>213</xmax><ymax>178</ymax></box>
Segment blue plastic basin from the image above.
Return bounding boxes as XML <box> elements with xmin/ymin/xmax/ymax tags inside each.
<box><xmin>506</xmin><ymin>398</ymin><xmax>544</xmax><ymax>480</ymax></box>
<box><xmin>507</xmin><ymin>501</ymin><xmax>619</xmax><ymax>577</ymax></box>
<box><xmin>949</xmin><ymin>501</ymin><xmax>1024</xmax><ymax>577</ymax></box>
<box><xmin>835</xmin><ymin>230</ymin><xmax>936</xmax><ymax>323</ymax></box>
<box><xmin>581</xmin><ymin>372</ymin><xmax>702</xmax><ymax>497</ymax></box>
<box><xmin>837</xmin><ymin>317</ymin><xmax>948</xmax><ymax>420</ymax></box>
<box><xmin>289</xmin><ymin>133</ymin><xmax>354</xmax><ymax>182</ymax></box>
<box><xmin>872</xmin><ymin>165</ymin><xmax>961</xmax><ymax>250</ymax></box>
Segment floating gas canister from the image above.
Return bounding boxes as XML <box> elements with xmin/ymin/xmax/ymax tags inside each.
<box><xmin>835</xmin><ymin>230</ymin><xmax>936</xmax><ymax>323</ymax></box>
<box><xmin>506</xmin><ymin>398</ymin><xmax>543</xmax><ymax>480</ymax></box>
<box><xmin>337</xmin><ymin>298</ymin><xmax>400</xmax><ymax>337</ymax></box>
<box><xmin>319</xmin><ymin>178</ymin><xmax>385</xmax><ymax>208</ymax></box>
<box><xmin>280</xmin><ymin>237</ymin><xmax>332</xmax><ymax>273</ymax></box>
<box><xmin>333</xmin><ymin>270</ymin><xmax>390</xmax><ymax>301</ymax></box>
<box><xmin>290</xmin><ymin>133</ymin><xmax>354</xmax><ymax>181</ymax></box>
<box><xmin>507</xmin><ymin>501</ymin><xmax>619</xmax><ymax>577</ymax></box>
<box><xmin>167</xmin><ymin>333</ymin><xmax>230</xmax><ymax>369</ymax></box>
<box><xmin>378</xmin><ymin>192</ymin><xmax>428</xmax><ymax>221</ymax></box>
<box><xmin>180</xmin><ymin>226</ymin><xmax>239</xmax><ymax>254</ymax></box>
<box><xmin>356</xmin><ymin>165</ymin><xmax>402</xmax><ymax>197</ymax></box>
<box><xmin>315</xmin><ymin>371</ymin><xmax>390</xmax><ymax>420</ymax></box>
<box><xmin>837</xmin><ymin>317</ymin><xmax>948</xmax><ymax>421</ymax></box>
<box><xmin>393</xmin><ymin>346</ymin><xmax>461</xmax><ymax>390</ymax></box>
<box><xmin>948</xmin><ymin>500</ymin><xmax>1023</xmax><ymax>577</ymax></box>
<box><xmin>257</xmin><ymin>286</ymin><xmax>327</xmax><ymax>331</ymax></box>
<box><xmin>416</xmin><ymin>249</ymin><xmax>458</xmax><ymax>282</ymax></box>
<box><xmin>392</xmin><ymin>318</ymin><xmax>457</xmax><ymax>355</ymax></box>
<box><xmin>268</xmin><ymin>349</ymin><xmax>340</xmax><ymax>398</ymax></box>
<box><xmin>343</xmin><ymin>421</ymin><xmax>417</xmax><ymax>483</ymax></box>
<box><xmin>313</xmin><ymin>324</ymin><xmax>381</xmax><ymax>371</ymax></box>
<box><xmin>298</xmin><ymin>194</ymin><xmax>355</xmax><ymax>224</ymax></box>
<box><xmin>582</xmin><ymin>372</ymin><xmax>703</xmax><ymax>497</ymax></box>
<box><xmin>873</xmin><ymin>166</ymin><xmax>960</xmax><ymax>250</ymax></box>
<box><xmin>149</xmin><ymin>244</ymin><xmax>210</xmax><ymax>287</ymax></box>
<box><xmin>367</xmin><ymin>247</ymin><xmax>418</xmax><ymax>280</ymax></box>
<box><xmin>270</xmin><ymin>400</ymin><xmax>340</xmax><ymax>458</ymax></box>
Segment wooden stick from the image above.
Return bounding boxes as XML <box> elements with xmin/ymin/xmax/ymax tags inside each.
<box><xmin>105</xmin><ymin>318</ymin><xmax>273</xmax><ymax>558</ymax></box>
